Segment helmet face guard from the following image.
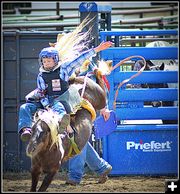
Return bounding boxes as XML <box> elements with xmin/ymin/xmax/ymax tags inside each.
<box><xmin>39</xmin><ymin>47</ymin><xmax>59</xmax><ymax>66</ymax></box>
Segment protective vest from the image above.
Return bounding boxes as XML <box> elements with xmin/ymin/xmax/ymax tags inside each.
<box><xmin>41</xmin><ymin>68</ymin><xmax>69</xmax><ymax>96</ymax></box>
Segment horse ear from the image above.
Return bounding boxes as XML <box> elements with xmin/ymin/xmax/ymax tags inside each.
<box><xmin>34</xmin><ymin>111</ymin><xmax>40</xmax><ymax>122</ymax></box>
<box><xmin>159</xmin><ymin>63</ymin><xmax>165</xmax><ymax>70</ymax></box>
<box><xmin>147</xmin><ymin>60</ymin><xmax>154</xmax><ymax>66</ymax></box>
<box><xmin>34</xmin><ymin>109</ymin><xmax>44</xmax><ymax>122</ymax></box>
<box><xmin>145</xmin><ymin>60</ymin><xmax>151</xmax><ymax>70</ymax></box>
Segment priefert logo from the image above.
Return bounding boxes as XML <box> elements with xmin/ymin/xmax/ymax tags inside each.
<box><xmin>126</xmin><ymin>140</ymin><xmax>172</xmax><ymax>152</ymax></box>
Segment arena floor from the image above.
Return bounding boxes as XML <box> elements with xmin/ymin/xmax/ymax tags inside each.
<box><xmin>2</xmin><ymin>171</ymin><xmax>176</xmax><ymax>192</ymax></box>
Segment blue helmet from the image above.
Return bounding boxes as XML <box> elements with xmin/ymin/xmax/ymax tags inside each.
<box><xmin>38</xmin><ymin>47</ymin><xmax>59</xmax><ymax>66</ymax></box>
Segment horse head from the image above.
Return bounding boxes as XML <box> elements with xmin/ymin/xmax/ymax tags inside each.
<box><xmin>146</xmin><ymin>40</ymin><xmax>178</xmax><ymax>71</ymax></box>
<box><xmin>26</xmin><ymin>109</ymin><xmax>60</xmax><ymax>158</ymax></box>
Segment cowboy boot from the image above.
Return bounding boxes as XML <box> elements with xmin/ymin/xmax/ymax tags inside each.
<box><xmin>20</xmin><ymin>127</ymin><xmax>32</xmax><ymax>142</ymax></box>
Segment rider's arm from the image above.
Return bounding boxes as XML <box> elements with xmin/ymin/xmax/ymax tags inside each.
<box><xmin>60</xmin><ymin>41</ymin><xmax>113</xmax><ymax>81</ymax></box>
<box><xmin>59</xmin><ymin>48</ymin><xmax>96</xmax><ymax>81</ymax></box>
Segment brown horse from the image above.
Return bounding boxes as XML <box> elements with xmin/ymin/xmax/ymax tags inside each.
<box><xmin>26</xmin><ymin>72</ymin><xmax>107</xmax><ymax>192</ymax></box>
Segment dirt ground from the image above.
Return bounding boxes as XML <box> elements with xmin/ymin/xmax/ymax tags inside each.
<box><xmin>2</xmin><ymin>170</ymin><xmax>176</xmax><ymax>193</ymax></box>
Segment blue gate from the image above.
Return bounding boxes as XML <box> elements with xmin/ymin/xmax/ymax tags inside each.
<box><xmin>100</xmin><ymin>30</ymin><xmax>178</xmax><ymax>175</ymax></box>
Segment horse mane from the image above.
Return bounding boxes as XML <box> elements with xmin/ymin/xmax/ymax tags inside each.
<box><xmin>34</xmin><ymin>110</ymin><xmax>60</xmax><ymax>149</ymax></box>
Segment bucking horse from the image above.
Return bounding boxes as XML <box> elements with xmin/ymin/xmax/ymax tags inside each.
<box><xmin>26</xmin><ymin>69</ymin><xmax>107</xmax><ymax>192</ymax></box>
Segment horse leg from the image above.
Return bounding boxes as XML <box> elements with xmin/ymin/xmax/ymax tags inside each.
<box><xmin>38</xmin><ymin>171</ymin><xmax>57</xmax><ymax>192</ymax></box>
<box><xmin>30</xmin><ymin>167</ymin><xmax>41</xmax><ymax>192</ymax></box>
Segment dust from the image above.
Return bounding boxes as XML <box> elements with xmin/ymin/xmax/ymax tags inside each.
<box><xmin>2</xmin><ymin>170</ymin><xmax>175</xmax><ymax>193</ymax></box>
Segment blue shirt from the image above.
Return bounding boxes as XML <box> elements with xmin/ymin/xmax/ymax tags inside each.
<box><xmin>37</xmin><ymin>48</ymin><xmax>96</xmax><ymax>107</ymax></box>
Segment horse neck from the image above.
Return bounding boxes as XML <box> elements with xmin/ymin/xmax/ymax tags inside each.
<box><xmin>41</xmin><ymin>122</ymin><xmax>53</xmax><ymax>150</ymax></box>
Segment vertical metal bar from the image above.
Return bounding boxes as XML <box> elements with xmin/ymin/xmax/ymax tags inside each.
<box><xmin>100</xmin><ymin>13</ymin><xmax>106</xmax><ymax>30</ymax></box>
<box><xmin>106</xmin><ymin>12</ymin><xmax>111</xmax><ymax>31</ymax></box>
<box><xmin>106</xmin><ymin>12</ymin><xmax>112</xmax><ymax>41</ymax></box>
<box><xmin>56</xmin><ymin>2</ymin><xmax>62</xmax><ymax>31</ymax></box>
<box><xmin>2</xmin><ymin>32</ymin><xmax>5</xmax><ymax>170</ymax></box>
<box><xmin>139</xmin><ymin>13</ymin><xmax>143</xmax><ymax>46</ymax></box>
<box><xmin>56</xmin><ymin>2</ymin><xmax>60</xmax><ymax>16</ymax></box>
<box><xmin>115</xmin><ymin>36</ymin><xmax>119</xmax><ymax>47</ymax></box>
<box><xmin>16</xmin><ymin>31</ymin><xmax>21</xmax><ymax>172</ymax></box>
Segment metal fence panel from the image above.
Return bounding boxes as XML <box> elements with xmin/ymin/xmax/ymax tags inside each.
<box><xmin>3</xmin><ymin>31</ymin><xmax>59</xmax><ymax>171</ymax></box>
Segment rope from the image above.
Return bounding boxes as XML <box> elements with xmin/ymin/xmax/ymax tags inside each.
<box><xmin>111</xmin><ymin>55</ymin><xmax>147</xmax><ymax>110</ymax></box>
<box><xmin>80</xmin><ymin>72</ymin><xmax>92</xmax><ymax>98</ymax></box>
<box><xmin>66</xmin><ymin>133</ymin><xmax>81</xmax><ymax>157</ymax></box>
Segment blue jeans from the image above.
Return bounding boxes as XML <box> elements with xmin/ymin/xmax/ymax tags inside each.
<box><xmin>67</xmin><ymin>142</ymin><xmax>111</xmax><ymax>183</ymax></box>
<box><xmin>18</xmin><ymin>100</ymin><xmax>67</xmax><ymax>133</ymax></box>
